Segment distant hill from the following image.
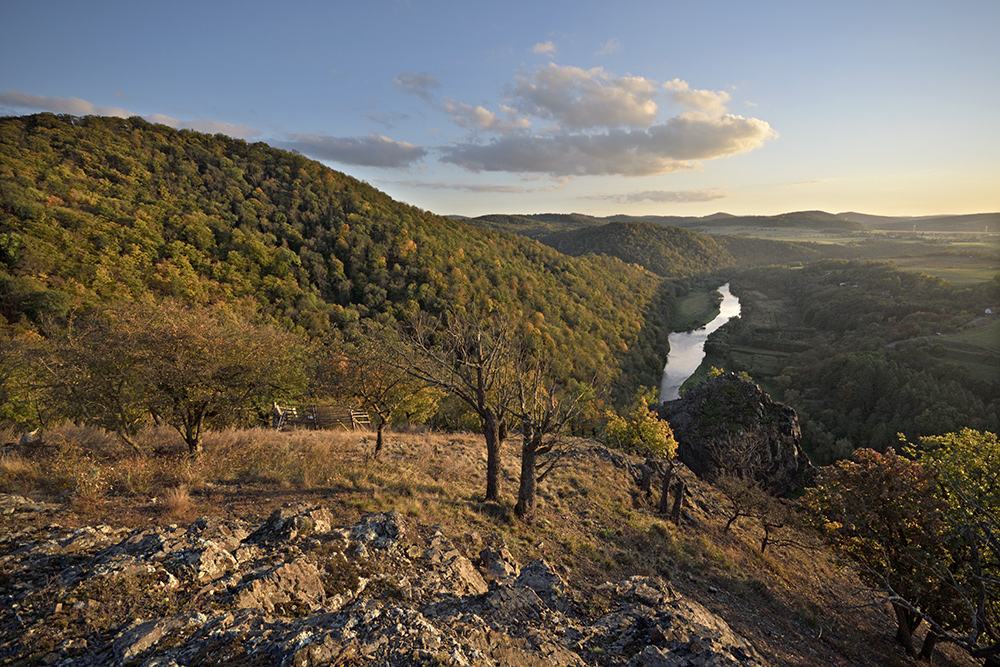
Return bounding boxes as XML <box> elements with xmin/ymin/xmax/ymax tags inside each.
<box><xmin>839</xmin><ymin>211</ymin><xmax>1000</xmax><ymax>233</ymax></box>
<box><xmin>463</xmin><ymin>216</ymin><xmax>851</xmax><ymax>278</ymax></box>
<box><xmin>467</xmin><ymin>210</ymin><xmax>865</xmax><ymax>240</ymax></box>
<box><xmin>541</xmin><ymin>222</ymin><xmax>735</xmax><ymax>278</ymax></box>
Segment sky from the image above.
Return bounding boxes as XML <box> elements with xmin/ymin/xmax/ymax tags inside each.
<box><xmin>2</xmin><ymin>0</ymin><xmax>998</xmax><ymax>218</ymax></box>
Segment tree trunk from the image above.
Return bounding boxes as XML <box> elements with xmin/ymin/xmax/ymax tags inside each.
<box><xmin>116</xmin><ymin>430</ymin><xmax>143</xmax><ymax>455</ymax></box>
<box><xmin>658</xmin><ymin>462</ymin><xmax>674</xmax><ymax>514</ymax></box>
<box><xmin>515</xmin><ymin>431</ymin><xmax>539</xmax><ymax>523</ymax></box>
<box><xmin>482</xmin><ymin>409</ymin><xmax>503</xmax><ymax>502</ymax></box>
<box><xmin>374</xmin><ymin>423</ymin><xmax>385</xmax><ymax>459</ymax></box>
<box><xmin>918</xmin><ymin>628</ymin><xmax>939</xmax><ymax>663</ymax></box>
<box><xmin>893</xmin><ymin>602</ymin><xmax>919</xmax><ymax>657</ymax></box>
<box><xmin>670</xmin><ymin>481</ymin><xmax>685</xmax><ymax>524</ymax></box>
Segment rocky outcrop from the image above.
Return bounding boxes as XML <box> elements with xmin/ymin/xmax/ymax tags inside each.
<box><xmin>0</xmin><ymin>495</ymin><xmax>766</xmax><ymax>666</ymax></box>
<box><xmin>659</xmin><ymin>373</ymin><xmax>814</xmax><ymax>494</ymax></box>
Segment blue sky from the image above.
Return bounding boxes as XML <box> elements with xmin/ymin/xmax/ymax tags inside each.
<box><xmin>2</xmin><ymin>0</ymin><xmax>997</xmax><ymax>217</ymax></box>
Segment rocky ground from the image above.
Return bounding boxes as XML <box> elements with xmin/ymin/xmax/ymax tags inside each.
<box><xmin>2</xmin><ymin>495</ymin><xmax>766</xmax><ymax>666</ymax></box>
<box><xmin>0</xmin><ymin>429</ymin><xmax>978</xmax><ymax>667</ymax></box>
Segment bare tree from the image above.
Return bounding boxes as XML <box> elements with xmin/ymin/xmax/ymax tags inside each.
<box><xmin>508</xmin><ymin>358</ymin><xmax>589</xmax><ymax>523</ymax></box>
<box><xmin>395</xmin><ymin>308</ymin><xmax>517</xmax><ymax>502</ymax></box>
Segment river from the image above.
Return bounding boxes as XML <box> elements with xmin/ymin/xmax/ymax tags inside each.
<box><xmin>659</xmin><ymin>283</ymin><xmax>742</xmax><ymax>402</ymax></box>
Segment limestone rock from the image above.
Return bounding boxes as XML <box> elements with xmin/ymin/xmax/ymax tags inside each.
<box><xmin>248</xmin><ymin>502</ymin><xmax>333</xmax><ymax>543</ymax></box>
<box><xmin>233</xmin><ymin>557</ymin><xmax>327</xmax><ymax>613</ymax></box>
<box><xmin>516</xmin><ymin>558</ymin><xmax>566</xmax><ymax>598</ymax></box>
<box><xmin>659</xmin><ymin>372</ymin><xmax>814</xmax><ymax>494</ymax></box>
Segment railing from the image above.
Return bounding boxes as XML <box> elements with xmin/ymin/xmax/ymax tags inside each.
<box><xmin>273</xmin><ymin>404</ymin><xmax>371</xmax><ymax>431</ymax></box>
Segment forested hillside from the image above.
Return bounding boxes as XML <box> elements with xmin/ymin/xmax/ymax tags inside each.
<box><xmin>0</xmin><ymin>113</ymin><xmax>674</xmax><ymax>390</ymax></box>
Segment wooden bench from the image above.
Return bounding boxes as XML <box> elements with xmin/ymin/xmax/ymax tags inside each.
<box><xmin>274</xmin><ymin>404</ymin><xmax>371</xmax><ymax>431</ymax></box>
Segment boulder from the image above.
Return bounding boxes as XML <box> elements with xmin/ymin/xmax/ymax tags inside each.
<box><xmin>658</xmin><ymin>373</ymin><xmax>813</xmax><ymax>494</ymax></box>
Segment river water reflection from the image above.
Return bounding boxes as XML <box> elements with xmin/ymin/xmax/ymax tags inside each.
<box><xmin>659</xmin><ymin>283</ymin><xmax>742</xmax><ymax>402</ymax></box>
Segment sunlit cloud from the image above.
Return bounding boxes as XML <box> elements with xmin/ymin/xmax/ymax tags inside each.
<box><xmin>0</xmin><ymin>90</ymin><xmax>261</xmax><ymax>139</ymax></box>
<box><xmin>393</xmin><ymin>72</ymin><xmax>440</xmax><ymax>102</ymax></box>
<box><xmin>596</xmin><ymin>38</ymin><xmax>622</xmax><ymax>56</ymax></box>
<box><xmin>532</xmin><ymin>41</ymin><xmax>557</xmax><ymax>55</ymax></box>
<box><xmin>440</xmin><ymin>113</ymin><xmax>776</xmax><ymax>177</ymax></box>
<box><xmin>511</xmin><ymin>64</ymin><xmax>659</xmax><ymax>130</ymax></box>
<box><xmin>281</xmin><ymin>133</ymin><xmax>427</xmax><ymax>168</ymax></box>
<box><xmin>441</xmin><ymin>98</ymin><xmax>531</xmax><ymax>133</ymax></box>
<box><xmin>662</xmin><ymin>79</ymin><xmax>730</xmax><ymax>117</ymax></box>
<box><xmin>586</xmin><ymin>188</ymin><xmax>728</xmax><ymax>204</ymax></box>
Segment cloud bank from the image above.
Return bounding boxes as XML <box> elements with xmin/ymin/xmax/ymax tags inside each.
<box><xmin>281</xmin><ymin>133</ymin><xmax>427</xmax><ymax>168</ymax></box>
<box><xmin>441</xmin><ymin>113</ymin><xmax>774</xmax><ymax>177</ymax></box>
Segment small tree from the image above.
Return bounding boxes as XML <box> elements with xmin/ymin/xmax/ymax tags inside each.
<box><xmin>319</xmin><ymin>322</ymin><xmax>439</xmax><ymax>458</ymax></box>
<box><xmin>47</xmin><ymin>309</ymin><xmax>152</xmax><ymax>452</ymax></box>
<box><xmin>141</xmin><ymin>303</ymin><xmax>309</xmax><ymax>456</ymax></box>
<box><xmin>48</xmin><ymin>301</ymin><xmax>308</xmax><ymax>457</ymax></box>
<box><xmin>803</xmin><ymin>448</ymin><xmax>958</xmax><ymax>658</ymax></box>
<box><xmin>903</xmin><ymin>429</ymin><xmax>1000</xmax><ymax>663</ymax></box>
<box><xmin>603</xmin><ymin>390</ymin><xmax>677</xmax><ymax>458</ymax></box>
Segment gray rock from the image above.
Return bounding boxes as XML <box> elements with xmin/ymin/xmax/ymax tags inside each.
<box><xmin>480</xmin><ymin>544</ymin><xmax>519</xmax><ymax>586</ymax></box>
<box><xmin>515</xmin><ymin>558</ymin><xmax>565</xmax><ymax>598</ymax></box>
<box><xmin>659</xmin><ymin>372</ymin><xmax>814</xmax><ymax>494</ymax></box>
<box><xmin>350</xmin><ymin>510</ymin><xmax>407</xmax><ymax>551</ymax></box>
<box><xmin>233</xmin><ymin>557</ymin><xmax>327</xmax><ymax>614</ymax></box>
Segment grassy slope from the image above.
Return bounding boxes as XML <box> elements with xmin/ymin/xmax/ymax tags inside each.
<box><xmin>0</xmin><ymin>423</ymin><xmax>975</xmax><ymax>666</ymax></box>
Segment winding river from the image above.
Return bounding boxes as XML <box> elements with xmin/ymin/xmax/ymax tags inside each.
<box><xmin>659</xmin><ymin>283</ymin><xmax>742</xmax><ymax>402</ymax></box>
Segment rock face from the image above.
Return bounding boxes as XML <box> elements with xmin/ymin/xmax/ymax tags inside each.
<box><xmin>659</xmin><ymin>373</ymin><xmax>813</xmax><ymax>494</ymax></box>
<box><xmin>0</xmin><ymin>496</ymin><xmax>766</xmax><ymax>667</ymax></box>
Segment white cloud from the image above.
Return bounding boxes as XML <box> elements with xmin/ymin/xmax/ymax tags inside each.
<box><xmin>511</xmin><ymin>64</ymin><xmax>659</xmax><ymax>130</ymax></box>
<box><xmin>587</xmin><ymin>188</ymin><xmax>728</xmax><ymax>204</ymax></box>
<box><xmin>596</xmin><ymin>38</ymin><xmax>622</xmax><ymax>56</ymax></box>
<box><xmin>442</xmin><ymin>99</ymin><xmax>498</xmax><ymax>129</ymax></box>
<box><xmin>532</xmin><ymin>41</ymin><xmax>556</xmax><ymax>55</ymax></box>
<box><xmin>281</xmin><ymin>133</ymin><xmax>427</xmax><ymax>168</ymax></box>
<box><xmin>440</xmin><ymin>113</ymin><xmax>776</xmax><ymax>177</ymax></box>
<box><xmin>0</xmin><ymin>89</ymin><xmax>132</xmax><ymax>118</ymax></box>
<box><xmin>393</xmin><ymin>72</ymin><xmax>440</xmax><ymax>102</ymax></box>
<box><xmin>442</xmin><ymin>98</ymin><xmax>531</xmax><ymax>133</ymax></box>
<box><xmin>662</xmin><ymin>79</ymin><xmax>730</xmax><ymax>117</ymax></box>
<box><xmin>0</xmin><ymin>90</ymin><xmax>261</xmax><ymax>139</ymax></box>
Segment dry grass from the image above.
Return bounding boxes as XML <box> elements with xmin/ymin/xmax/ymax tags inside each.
<box><xmin>160</xmin><ymin>485</ymin><xmax>195</xmax><ymax>520</ymax></box>
<box><xmin>0</xmin><ymin>422</ymin><xmax>977</xmax><ymax>667</ymax></box>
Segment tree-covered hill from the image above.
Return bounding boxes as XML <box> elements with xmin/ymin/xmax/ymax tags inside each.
<box><xmin>541</xmin><ymin>221</ymin><xmax>735</xmax><ymax>278</ymax></box>
<box><xmin>0</xmin><ymin>113</ymin><xmax>672</xmax><ymax>388</ymax></box>
<box><xmin>535</xmin><ymin>220</ymin><xmax>842</xmax><ymax>278</ymax></box>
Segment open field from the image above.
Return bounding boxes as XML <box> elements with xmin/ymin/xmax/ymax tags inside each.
<box><xmin>671</xmin><ymin>288</ymin><xmax>723</xmax><ymax>331</ymax></box>
<box><xmin>887</xmin><ymin>253</ymin><xmax>999</xmax><ymax>285</ymax></box>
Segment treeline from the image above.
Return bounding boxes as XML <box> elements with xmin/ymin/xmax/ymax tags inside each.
<box><xmin>0</xmin><ymin>113</ymin><xmax>678</xmax><ymax>394</ymax></box>
<box><xmin>717</xmin><ymin>261</ymin><xmax>999</xmax><ymax>462</ymax></box>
